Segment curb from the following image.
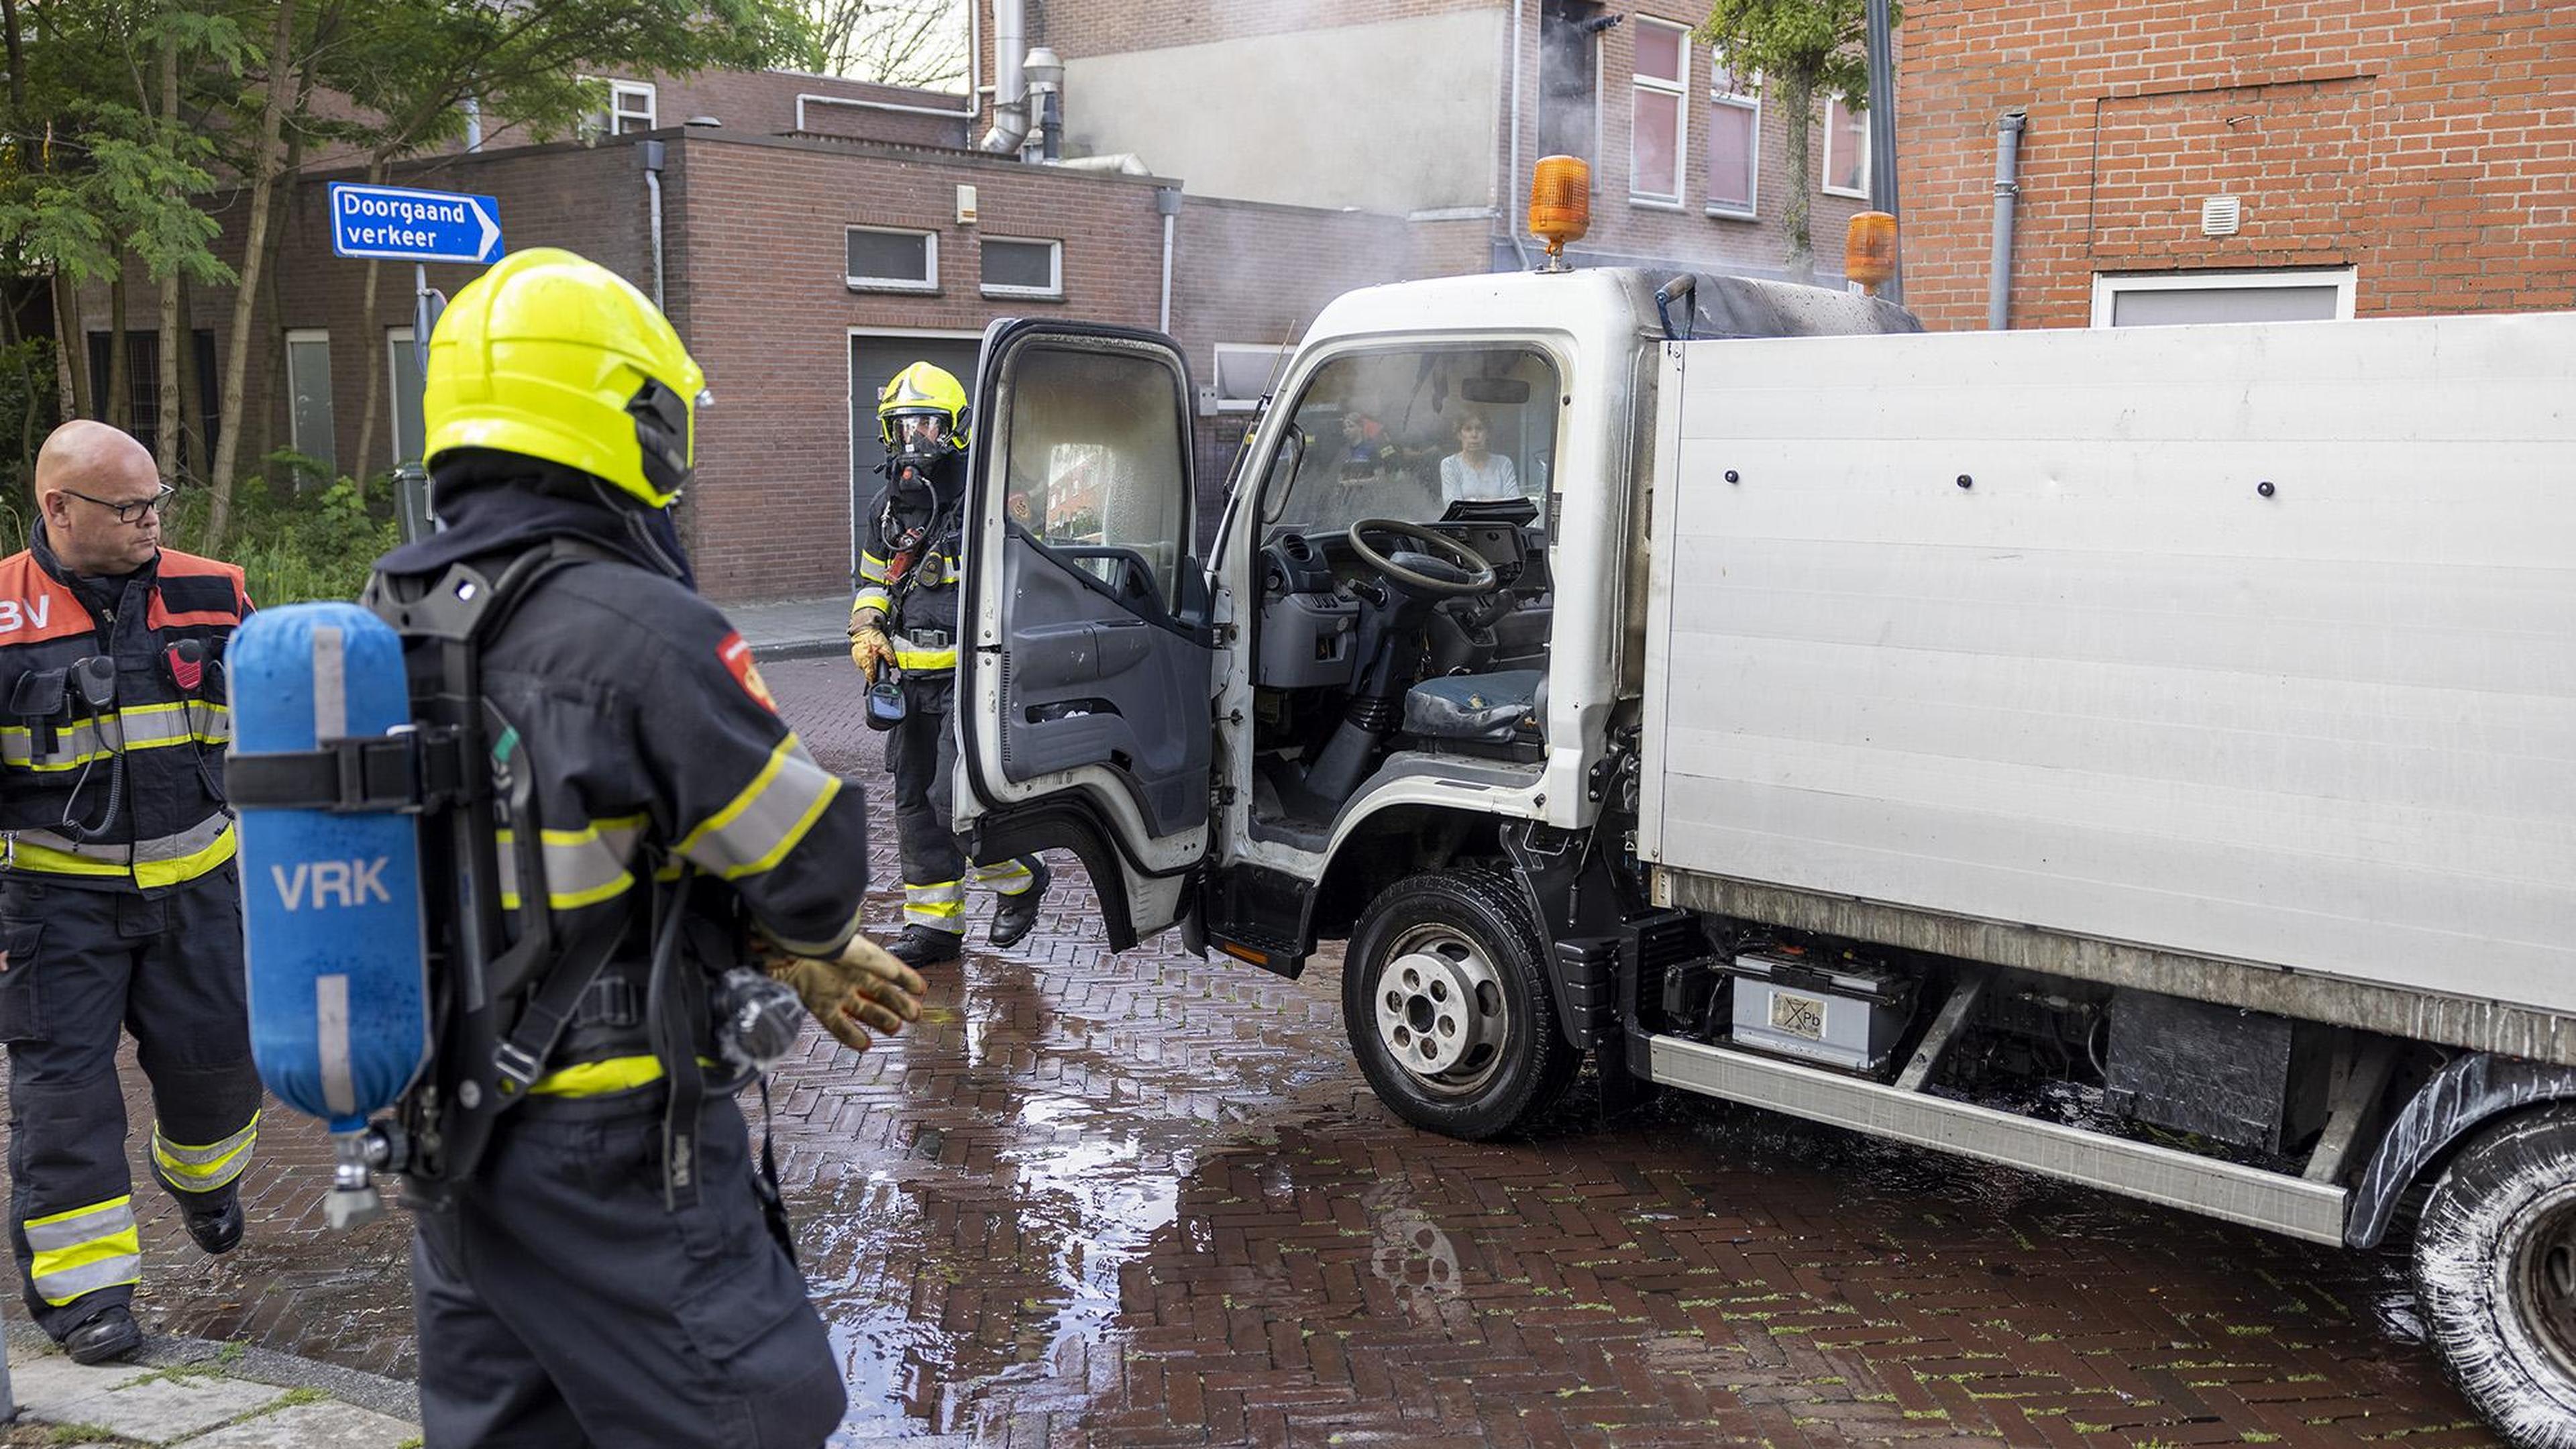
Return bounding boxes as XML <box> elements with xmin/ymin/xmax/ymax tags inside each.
<box><xmin>6</xmin><ymin>1321</ymin><xmax>419</xmax><ymax>1427</ymax></box>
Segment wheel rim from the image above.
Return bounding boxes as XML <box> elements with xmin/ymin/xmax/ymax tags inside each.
<box><xmin>1371</xmin><ymin>922</ymin><xmax>1511</xmax><ymax>1097</ymax></box>
<box><xmin>2509</xmin><ymin>1181</ymin><xmax>2576</xmax><ymax>1385</ymax></box>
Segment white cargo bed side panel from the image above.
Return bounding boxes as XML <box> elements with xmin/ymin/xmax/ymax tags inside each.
<box><xmin>1640</xmin><ymin>313</ymin><xmax>2576</xmax><ymax>1016</ymax></box>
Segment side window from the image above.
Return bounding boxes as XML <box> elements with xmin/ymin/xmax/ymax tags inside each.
<box><xmin>1000</xmin><ymin>345</ymin><xmax>1190</xmax><ymax>614</ymax></box>
<box><xmin>1256</xmin><ymin>347</ymin><xmax>1559</xmax><ymax>539</ymax></box>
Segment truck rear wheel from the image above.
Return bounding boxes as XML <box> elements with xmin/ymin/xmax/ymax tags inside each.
<box><xmin>2414</xmin><ymin>1106</ymin><xmax>2576</xmax><ymax>1447</ymax></box>
<box><xmin>1342</xmin><ymin>868</ymin><xmax>1577</xmax><ymax>1140</ymax></box>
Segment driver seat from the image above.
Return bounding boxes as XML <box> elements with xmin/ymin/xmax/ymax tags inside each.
<box><xmin>1403</xmin><ymin>669</ymin><xmax>1546</xmax><ymax>759</ymax></box>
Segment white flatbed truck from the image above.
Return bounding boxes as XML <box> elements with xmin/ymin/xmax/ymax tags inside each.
<box><xmin>943</xmin><ymin>267</ymin><xmax>2576</xmax><ymax>1443</ymax></box>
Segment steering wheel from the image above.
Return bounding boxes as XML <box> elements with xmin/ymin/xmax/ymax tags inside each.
<box><xmin>1345</xmin><ymin>518</ymin><xmax>1499</xmax><ymax>597</ymax></box>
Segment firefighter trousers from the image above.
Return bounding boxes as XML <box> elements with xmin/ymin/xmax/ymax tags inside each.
<box><xmin>0</xmin><ymin>863</ymin><xmax>260</xmax><ymax>1338</ymax></box>
<box><xmin>411</xmin><ymin>1090</ymin><xmax>845</xmax><ymax>1448</ymax></box>
<box><xmin>885</xmin><ymin>678</ymin><xmax>1036</xmax><ymax>936</ymax></box>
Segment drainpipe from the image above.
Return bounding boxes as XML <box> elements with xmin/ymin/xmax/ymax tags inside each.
<box><xmin>979</xmin><ymin>0</ymin><xmax>1028</xmax><ymax>152</ymax></box>
<box><xmin>641</xmin><ymin>139</ymin><xmax>667</xmax><ymax>312</ymax></box>
<box><xmin>1505</xmin><ymin>0</ymin><xmax>1532</xmax><ymax>269</ymax></box>
<box><xmin>1988</xmin><ymin>109</ymin><xmax>2026</xmax><ymax>331</ymax></box>
<box><xmin>1155</xmin><ymin>187</ymin><xmax>1180</xmax><ymax>333</ymax></box>
<box><xmin>1864</xmin><ymin>0</ymin><xmax>1900</xmax><ymax>302</ymax></box>
<box><xmin>464</xmin><ymin>97</ymin><xmax>483</xmax><ymax>152</ymax></box>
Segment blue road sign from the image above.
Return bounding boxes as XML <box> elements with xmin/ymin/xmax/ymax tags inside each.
<box><xmin>328</xmin><ymin>182</ymin><xmax>504</xmax><ymax>264</ymax></box>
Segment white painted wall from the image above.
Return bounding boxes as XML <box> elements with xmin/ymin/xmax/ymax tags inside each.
<box><xmin>1061</xmin><ymin>10</ymin><xmax>1502</xmax><ymax>213</ymax></box>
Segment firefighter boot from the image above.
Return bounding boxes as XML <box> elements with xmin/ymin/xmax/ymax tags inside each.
<box><xmin>184</xmin><ymin>1195</ymin><xmax>244</xmax><ymax>1256</ymax></box>
<box><xmin>65</xmin><ymin>1304</ymin><xmax>144</xmax><ymax>1365</ymax></box>
<box><xmin>885</xmin><ymin>924</ymin><xmax>964</xmax><ymax>971</ymax></box>
<box><xmin>988</xmin><ymin>857</ymin><xmax>1051</xmax><ymax>950</ymax></box>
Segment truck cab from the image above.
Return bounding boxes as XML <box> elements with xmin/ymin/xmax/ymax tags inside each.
<box><xmin>953</xmin><ymin>268</ymin><xmax>1909</xmax><ymax>979</ymax></box>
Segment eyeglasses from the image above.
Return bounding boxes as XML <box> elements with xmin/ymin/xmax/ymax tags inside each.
<box><xmin>64</xmin><ymin>484</ymin><xmax>175</xmax><ymax>525</ymax></box>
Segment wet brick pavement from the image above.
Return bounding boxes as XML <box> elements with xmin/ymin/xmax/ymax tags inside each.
<box><xmin>7</xmin><ymin>654</ymin><xmax>2502</xmax><ymax>1447</ymax></box>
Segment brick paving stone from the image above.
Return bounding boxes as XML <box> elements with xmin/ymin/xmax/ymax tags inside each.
<box><xmin>0</xmin><ymin>655</ymin><xmax>2516</xmax><ymax>1446</ymax></box>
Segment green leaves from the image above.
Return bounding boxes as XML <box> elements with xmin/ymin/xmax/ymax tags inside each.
<box><xmin>1695</xmin><ymin>0</ymin><xmax>1892</xmax><ymax>111</ymax></box>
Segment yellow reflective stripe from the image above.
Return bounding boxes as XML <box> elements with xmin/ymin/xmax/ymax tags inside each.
<box><xmin>904</xmin><ymin>878</ymin><xmax>964</xmax><ymax>925</ymax></box>
<box><xmin>9</xmin><ymin>819</ymin><xmax>235</xmax><ymax>887</ymax></box>
<box><xmin>152</xmin><ymin>1114</ymin><xmax>259</xmax><ymax>1192</ymax></box>
<box><xmin>894</xmin><ymin>647</ymin><xmax>957</xmax><ymax>671</ymax></box>
<box><xmin>494</xmin><ymin>814</ymin><xmax>644</xmax><ymax>911</ymax></box>
<box><xmin>973</xmin><ymin>859</ymin><xmax>1034</xmax><ymax>890</ymax></box>
<box><xmin>528</xmin><ymin>1055</ymin><xmax>719</xmax><ymax>1097</ymax></box>
<box><xmin>25</xmin><ymin>1197</ymin><xmax>141</xmax><ymax>1305</ymax></box>
<box><xmin>0</xmin><ymin>704</ymin><xmax>231</xmax><ymax>771</ymax></box>
<box><xmin>853</xmin><ymin>587</ymin><xmax>892</xmax><ymax>613</ymax></box>
<box><xmin>857</xmin><ymin>555</ymin><xmax>891</xmax><ymax>585</ymax></box>
<box><xmin>674</xmin><ymin>739</ymin><xmax>841</xmax><ymax>881</ymax></box>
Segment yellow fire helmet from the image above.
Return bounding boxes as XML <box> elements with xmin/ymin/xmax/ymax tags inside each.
<box><xmin>875</xmin><ymin>360</ymin><xmax>971</xmax><ymax>450</ymax></box>
<box><xmin>423</xmin><ymin>247</ymin><xmax>708</xmax><ymax>508</ymax></box>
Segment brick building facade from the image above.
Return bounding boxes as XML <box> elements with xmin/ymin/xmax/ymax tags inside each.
<box><xmin>1895</xmin><ymin>0</ymin><xmax>2576</xmax><ymax>331</ymax></box>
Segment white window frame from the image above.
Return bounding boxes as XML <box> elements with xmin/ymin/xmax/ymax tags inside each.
<box><xmin>979</xmin><ymin>236</ymin><xmax>1063</xmax><ymax>299</ymax></box>
<box><xmin>845</xmin><ymin>225</ymin><xmax>939</xmax><ymax>293</ymax></box>
<box><xmin>1210</xmin><ymin>342</ymin><xmax>1291</xmax><ymax>413</ymax></box>
<box><xmin>2089</xmin><ymin>268</ymin><xmax>2359</xmax><ymax>328</ymax></box>
<box><xmin>1821</xmin><ymin>93</ymin><xmax>1870</xmax><ymax>199</ymax></box>
<box><xmin>1628</xmin><ymin>17</ymin><xmax>1690</xmax><ymax>207</ymax></box>
<box><xmin>1705</xmin><ymin>48</ymin><xmax>1760</xmax><ymax>219</ymax></box>
<box><xmin>284</xmin><ymin>328</ymin><xmax>335</xmax><ymax>473</ymax></box>
<box><xmin>610</xmin><ymin>80</ymin><xmax>657</xmax><ymax>135</ymax></box>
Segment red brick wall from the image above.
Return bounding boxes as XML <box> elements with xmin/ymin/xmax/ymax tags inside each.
<box><xmin>1896</xmin><ymin>0</ymin><xmax>2576</xmax><ymax>329</ymax></box>
<box><xmin>667</xmin><ymin>133</ymin><xmax>1171</xmax><ymax>599</ymax></box>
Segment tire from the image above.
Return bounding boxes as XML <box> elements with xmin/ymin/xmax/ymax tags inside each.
<box><xmin>2412</xmin><ymin>1106</ymin><xmax>2576</xmax><ymax>1448</ymax></box>
<box><xmin>1341</xmin><ymin>867</ymin><xmax>1578</xmax><ymax>1140</ymax></box>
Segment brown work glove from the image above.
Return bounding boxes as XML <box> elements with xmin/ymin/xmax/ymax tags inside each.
<box><xmin>848</xmin><ymin>605</ymin><xmax>896</xmax><ymax>681</ymax></box>
<box><xmin>758</xmin><ymin>933</ymin><xmax>926</xmax><ymax>1053</ymax></box>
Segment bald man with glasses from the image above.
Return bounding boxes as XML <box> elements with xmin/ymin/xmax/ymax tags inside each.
<box><xmin>0</xmin><ymin>421</ymin><xmax>259</xmax><ymax>1363</ymax></box>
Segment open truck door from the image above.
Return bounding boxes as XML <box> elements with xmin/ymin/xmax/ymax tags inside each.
<box><xmin>955</xmin><ymin>321</ymin><xmax>1216</xmax><ymax>949</ymax></box>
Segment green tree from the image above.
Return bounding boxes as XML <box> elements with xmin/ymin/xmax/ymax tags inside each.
<box><xmin>1695</xmin><ymin>0</ymin><xmax>1892</xmax><ymax>284</ymax></box>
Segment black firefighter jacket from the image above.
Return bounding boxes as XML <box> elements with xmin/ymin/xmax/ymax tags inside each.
<box><xmin>374</xmin><ymin>465</ymin><xmax>871</xmax><ymax>1092</ymax></box>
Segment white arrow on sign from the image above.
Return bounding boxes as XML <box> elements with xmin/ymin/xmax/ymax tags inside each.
<box><xmin>467</xmin><ymin>197</ymin><xmax>500</xmax><ymax>262</ymax></box>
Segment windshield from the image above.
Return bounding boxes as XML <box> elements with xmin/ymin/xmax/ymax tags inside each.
<box><xmin>1258</xmin><ymin>346</ymin><xmax>1559</xmax><ymax>538</ymax></box>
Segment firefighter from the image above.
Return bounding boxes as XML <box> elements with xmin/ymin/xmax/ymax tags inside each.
<box><xmin>0</xmin><ymin>420</ymin><xmax>260</xmax><ymax>1364</ymax></box>
<box><xmin>849</xmin><ymin>362</ymin><xmax>1050</xmax><ymax>971</ymax></box>
<box><xmin>375</xmin><ymin>247</ymin><xmax>924</xmax><ymax>1447</ymax></box>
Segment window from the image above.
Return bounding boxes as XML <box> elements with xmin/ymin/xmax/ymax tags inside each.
<box><xmin>1705</xmin><ymin>48</ymin><xmax>1759</xmax><ymax>217</ymax></box>
<box><xmin>285</xmin><ymin>329</ymin><xmax>336</xmax><ymax>477</ymax></box>
<box><xmin>1538</xmin><ymin>0</ymin><xmax>1603</xmax><ymax>167</ymax></box>
<box><xmin>1822</xmin><ymin>93</ymin><xmax>1870</xmax><ymax>199</ymax></box>
<box><xmin>609</xmin><ymin>80</ymin><xmax>656</xmax><ymax>136</ymax></box>
<box><xmin>1211</xmin><ymin>343</ymin><xmax>1291</xmax><ymax>413</ymax></box>
<box><xmin>2090</xmin><ymin>269</ymin><xmax>2358</xmax><ymax>328</ymax></box>
<box><xmin>84</xmin><ymin>329</ymin><xmax>217</xmax><ymax>464</ymax></box>
<box><xmin>998</xmin><ymin>344</ymin><xmax>1192</xmax><ymax>612</ymax></box>
<box><xmin>847</xmin><ymin>226</ymin><xmax>938</xmax><ymax>292</ymax></box>
<box><xmin>980</xmin><ymin>237</ymin><xmax>1063</xmax><ymax>299</ymax></box>
<box><xmin>1629</xmin><ymin>19</ymin><xmax>1688</xmax><ymax>204</ymax></box>
<box><xmin>387</xmin><ymin>327</ymin><xmax>426</xmax><ymax>468</ymax></box>
<box><xmin>1259</xmin><ymin>346</ymin><xmax>1561</xmax><ymax>539</ymax></box>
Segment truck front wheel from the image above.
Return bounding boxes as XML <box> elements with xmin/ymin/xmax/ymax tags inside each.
<box><xmin>2414</xmin><ymin>1106</ymin><xmax>2576</xmax><ymax>1446</ymax></box>
<box><xmin>1342</xmin><ymin>868</ymin><xmax>1578</xmax><ymax>1140</ymax></box>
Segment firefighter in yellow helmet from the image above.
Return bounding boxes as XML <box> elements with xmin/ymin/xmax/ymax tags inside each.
<box><xmin>849</xmin><ymin>361</ymin><xmax>1050</xmax><ymax>969</ymax></box>
<box><xmin>370</xmin><ymin>247</ymin><xmax>924</xmax><ymax>1448</ymax></box>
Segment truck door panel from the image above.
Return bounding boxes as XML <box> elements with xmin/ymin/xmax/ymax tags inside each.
<box><xmin>957</xmin><ymin>320</ymin><xmax>1216</xmax><ymax>944</ymax></box>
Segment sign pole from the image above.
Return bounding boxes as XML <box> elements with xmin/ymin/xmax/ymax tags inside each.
<box><xmin>414</xmin><ymin>263</ymin><xmax>431</xmax><ymax>374</ymax></box>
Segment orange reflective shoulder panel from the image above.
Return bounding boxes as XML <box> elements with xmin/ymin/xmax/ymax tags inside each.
<box><xmin>0</xmin><ymin>552</ymin><xmax>94</xmax><ymax>646</ymax></box>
